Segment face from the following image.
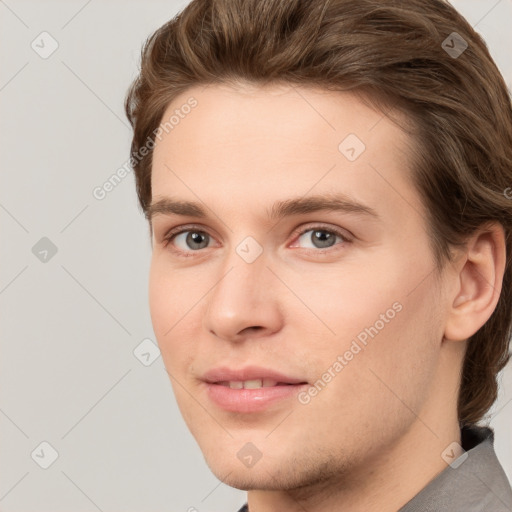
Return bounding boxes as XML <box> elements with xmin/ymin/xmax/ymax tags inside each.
<box><xmin>148</xmin><ymin>83</ymin><xmax>449</xmax><ymax>491</ymax></box>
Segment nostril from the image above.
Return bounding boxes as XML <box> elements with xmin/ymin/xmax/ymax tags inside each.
<box><xmin>243</xmin><ymin>326</ymin><xmax>263</xmax><ymax>333</ymax></box>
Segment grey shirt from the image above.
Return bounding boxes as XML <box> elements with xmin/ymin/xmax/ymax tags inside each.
<box><xmin>236</xmin><ymin>424</ymin><xmax>512</xmax><ymax>512</ymax></box>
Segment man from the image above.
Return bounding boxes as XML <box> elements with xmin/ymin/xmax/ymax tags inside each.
<box><xmin>124</xmin><ymin>0</ymin><xmax>512</xmax><ymax>510</ymax></box>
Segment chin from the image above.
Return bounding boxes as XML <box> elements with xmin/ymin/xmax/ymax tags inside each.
<box><xmin>209</xmin><ymin>466</ymin><xmax>284</xmax><ymax>491</ymax></box>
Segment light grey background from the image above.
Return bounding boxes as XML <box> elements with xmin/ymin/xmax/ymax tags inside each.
<box><xmin>1</xmin><ymin>1</ymin><xmax>511</xmax><ymax>511</ymax></box>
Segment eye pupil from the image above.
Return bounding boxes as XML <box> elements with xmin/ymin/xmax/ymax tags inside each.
<box><xmin>312</xmin><ymin>230</ymin><xmax>335</xmax><ymax>248</ymax></box>
<box><xmin>187</xmin><ymin>231</ymin><xmax>209</xmax><ymax>249</ymax></box>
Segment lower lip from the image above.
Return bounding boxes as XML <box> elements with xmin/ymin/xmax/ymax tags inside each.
<box><xmin>204</xmin><ymin>383</ymin><xmax>308</xmax><ymax>413</ymax></box>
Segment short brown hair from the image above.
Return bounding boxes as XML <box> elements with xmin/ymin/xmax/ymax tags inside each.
<box><xmin>124</xmin><ymin>0</ymin><xmax>512</xmax><ymax>425</ymax></box>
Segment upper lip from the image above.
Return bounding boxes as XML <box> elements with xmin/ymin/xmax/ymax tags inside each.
<box><xmin>202</xmin><ymin>365</ymin><xmax>307</xmax><ymax>384</ymax></box>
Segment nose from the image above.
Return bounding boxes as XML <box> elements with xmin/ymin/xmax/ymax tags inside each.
<box><xmin>202</xmin><ymin>247</ymin><xmax>284</xmax><ymax>343</ymax></box>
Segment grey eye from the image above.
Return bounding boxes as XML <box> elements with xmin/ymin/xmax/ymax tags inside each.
<box><xmin>174</xmin><ymin>231</ymin><xmax>211</xmax><ymax>250</ymax></box>
<box><xmin>298</xmin><ymin>229</ymin><xmax>339</xmax><ymax>249</ymax></box>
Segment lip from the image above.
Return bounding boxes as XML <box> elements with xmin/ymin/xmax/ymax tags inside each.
<box><xmin>202</xmin><ymin>365</ymin><xmax>309</xmax><ymax>413</ymax></box>
<box><xmin>202</xmin><ymin>365</ymin><xmax>307</xmax><ymax>385</ymax></box>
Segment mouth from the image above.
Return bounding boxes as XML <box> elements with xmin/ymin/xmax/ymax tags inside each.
<box><xmin>216</xmin><ymin>379</ymin><xmax>304</xmax><ymax>389</ymax></box>
<box><xmin>202</xmin><ymin>366</ymin><xmax>309</xmax><ymax>413</ymax></box>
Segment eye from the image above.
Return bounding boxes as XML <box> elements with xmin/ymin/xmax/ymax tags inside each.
<box><xmin>162</xmin><ymin>223</ymin><xmax>351</xmax><ymax>257</ymax></box>
<box><xmin>291</xmin><ymin>225</ymin><xmax>350</xmax><ymax>251</ymax></box>
<box><xmin>163</xmin><ymin>226</ymin><xmax>214</xmax><ymax>254</ymax></box>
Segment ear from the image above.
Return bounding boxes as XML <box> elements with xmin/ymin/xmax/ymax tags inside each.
<box><xmin>444</xmin><ymin>222</ymin><xmax>506</xmax><ymax>342</ymax></box>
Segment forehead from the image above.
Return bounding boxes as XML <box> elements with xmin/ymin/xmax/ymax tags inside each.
<box><xmin>150</xmin><ymin>83</ymin><xmax>421</xmax><ymax>225</ymax></box>
<box><xmin>153</xmin><ymin>82</ymin><xmax>401</xmax><ymax>163</ymax></box>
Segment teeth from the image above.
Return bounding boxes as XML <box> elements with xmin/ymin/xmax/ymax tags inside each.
<box><xmin>222</xmin><ymin>379</ymin><xmax>279</xmax><ymax>389</ymax></box>
<box><xmin>243</xmin><ymin>379</ymin><xmax>262</xmax><ymax>389</ymax></box>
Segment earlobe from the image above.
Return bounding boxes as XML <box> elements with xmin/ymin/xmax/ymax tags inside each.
<box><xmin>443</xmin><ymin>222</ymin><xmax>506</xmax><ymax>342</ymax></box>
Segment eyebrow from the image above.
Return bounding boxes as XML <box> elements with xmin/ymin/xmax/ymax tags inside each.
<box><xmin>146</xmin><ymin>193</ymin><xmax>380</xmax><ymax>223</ymax></box>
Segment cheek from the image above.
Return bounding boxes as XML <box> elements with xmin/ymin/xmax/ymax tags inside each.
<box><xmin>296</xmin><ymin>248</ymin><xmax>442</xmax><ymax>404</ymax></box>
<box><xmin>318</xmin><ymin>275</ymin><xmax>441</xmax><ymax>422</ymax></box>
<box><xmin>281</xmin><ymin>258</ymin><xmax>404</xmax><ymax>354</ymax></box>
<box><xmin>148</xmin><ymin>257</ymin><xmax>196</xmax><ymax>373</ymax></box>
<box><xmin>148</xmin><ymin>260</ymin><xmax>170</xmax><ymax>340</ymax></box>
<box><xmin>148</xmin><ymin>254</ymin><xmax>199</xmax><ymax>336</ymax></box>
<box><xmin>293</xmin><ymin>295</ymin><xmax>440</xmax><ymax>457</ymax></box>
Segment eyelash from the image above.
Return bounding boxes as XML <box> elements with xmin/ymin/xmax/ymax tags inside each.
<box><xmin>161</xmin><ymin>223</ymin><xmax>352</xmax><ymax>258</ymax></box>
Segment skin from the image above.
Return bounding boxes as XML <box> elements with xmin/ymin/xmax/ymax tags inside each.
<box><xmin>148</xmin><ymin>82</ymin><xmax>505</xmax><ymax>511</ymax></box>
